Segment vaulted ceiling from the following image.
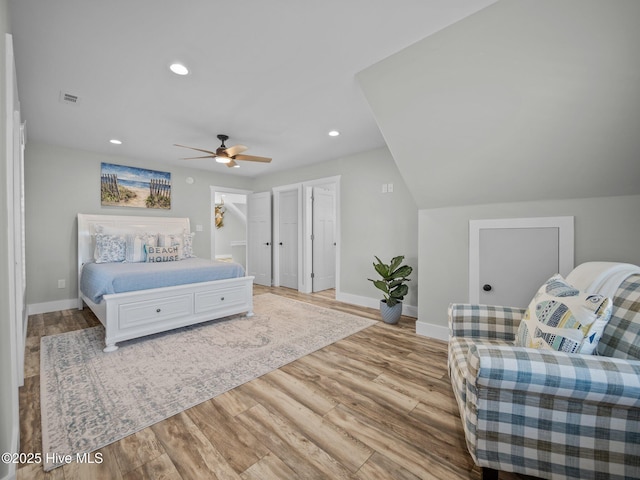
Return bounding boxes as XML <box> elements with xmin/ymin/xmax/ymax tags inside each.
<box><xmin>358</xmin><ymin>0</ymin><xmax>640</xmax><ymax>208</ymax></box>
<box><xmin>9</xmin><ymin>0</ymin><xmax>495</xmax><ymax>177</ymax></box>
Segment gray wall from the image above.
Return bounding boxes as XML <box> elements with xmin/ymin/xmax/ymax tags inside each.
<box><xmin>253</xmin><ymin>146</ymin><xmax>419</xmax><ymax>306</ymax></box>
<box><xmin>358</xmin><ymin>0</ymin><xmax>640</xmax><ymax>210</ymax></box>
<box><xmin>419</xmin><ymin>194</ymin><xmax>640</xmax><ymax>327</ymax></box>
<box><xmin>1</xmin><ymin>1</ymin><xmax>16</xmax><ymax>477</ymax></box>
<box><xmin>355</xmin><ymin>0</ymin><xmax>640</xmax><ymax>333</ymax></box>
<box><xmin>24</xmin><ymin>142</ymin><xmax>252</xmax><ymax>305</ymax></box>
<box><xmin>24</xmin><ymin>143</ymin><xmax>419</xmax><ymax>310</ymax></box>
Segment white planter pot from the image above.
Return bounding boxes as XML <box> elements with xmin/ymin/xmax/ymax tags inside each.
<box><xmin>379</xmin><ymin>300</ymin><xmax>402</xmax><ymax>324</ymax></box>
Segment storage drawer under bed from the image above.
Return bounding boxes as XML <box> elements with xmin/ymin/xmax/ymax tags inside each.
<box><xmin>118</xmin><ymin>293</ymin><xmax>193</xmax><ymax>329</ymax></box>
<box><xmin>194</xmin><ymin>284</ymin><xmax>248</xmax><ymax>313</ymax></box>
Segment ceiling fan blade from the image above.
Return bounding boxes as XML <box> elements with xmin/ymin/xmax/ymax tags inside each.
<box><xmin>226</xmin><ymin>159</ymin><xmax>238</xmax><ymax>168</ymax></box>
<box><xmin>224</xmin><ymin>144</ymin><xmax>248</xmax><ymax>157</ymax></box>
<box><xmin>234</xmin><ymin>154</ymin><xmax>272</xmax><ymax>163</ymax></box>
<box><xmin>174</xmin><ymin>144</ymin><xmax>217</xmax><ymax>156</ymax></box>
<box><xmin>181</xmin><ymin>155</ymin><xmax>215</xmax><ymax>160</ymax></box>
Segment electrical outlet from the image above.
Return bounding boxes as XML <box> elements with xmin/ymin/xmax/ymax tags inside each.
<box><xmin>196</xmin><ymin>224</ymin><xmax>203</xmax><ymax>232</ymax></box>
<box><xmin>388</xmin><ymin>183</ymin><xmax>394</xmax><ymax>193</ymax></box>
<box><xmin>382</xmin><ymin>184</ymin><xmax>388</xmax><ymax>193</ymax></box>
<box><xmin>58</xmin><ymin>279</ymin><xmax>66</xmax><ymax>289</ymax></box>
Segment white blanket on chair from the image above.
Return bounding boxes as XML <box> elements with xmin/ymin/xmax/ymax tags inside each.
<box><xmin>566</xmin><ymin>262</ymin><xmax>640</xmax><ymax>297</ymax></box>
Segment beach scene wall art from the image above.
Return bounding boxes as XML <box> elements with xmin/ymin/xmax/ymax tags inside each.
<box><xmin>101</xmin><ymin>163</ymin><xmax>171</xmax><ymax>209</ymax></box>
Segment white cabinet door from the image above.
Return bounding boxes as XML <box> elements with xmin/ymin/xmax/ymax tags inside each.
<box><xmin>312</xmin><ymin>187</ymin><xmax>336</xmax><ymax>292</ymax></box>
<box><xmin>278</xmin><ymin>189</ymin><xmax>298</xmax><ymax>289</ymax></box>
<box><xmin>247</xmin><ymin>192</ymin><xmax>272</xmax><ymax>286</ymax></box>
<box><xmin>469</xmin><ymin>217</ymin><xmax>574</xmax><ymax>308</ymax></box>
<box><xmin>479</xmin><ymin>227</ymin><xmax>559</xmax><ymax>307</ymax></box>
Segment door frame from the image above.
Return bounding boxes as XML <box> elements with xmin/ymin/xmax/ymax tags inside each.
<box><xmin>4</xmin><ymin>32</ymin><xmax>22</xmax><ymax>478</ymax></box>
<box><xmin>272</xmin><ymin>183</ymin><xmax>303</xmax><ymax>290</ymax></box>
<box><xmin>209</xmin><ymin>185</ymin><xmax>252</xmax><ymax>263</ymax></box>
<box><xmin>469</xmin><ymin>216</ymin><xmax>574</xmax><ymax>304</ymax></box>
<box><xmin>272</xmin><ymin>176</ymin><xmax>341</xmax><ymax>294</ymax></box>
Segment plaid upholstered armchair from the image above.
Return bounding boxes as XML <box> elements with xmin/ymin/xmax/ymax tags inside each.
<box><xmin>448</xmin><ymin>263</ymin><xmax>640</xmax><ymax>480</ymax></box>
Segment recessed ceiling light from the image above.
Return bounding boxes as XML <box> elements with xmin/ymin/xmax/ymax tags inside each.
<box><xmin>169</xmin><ymin>63</ymin><xmax>189</xmax><ymax>75</ymax></box>
<box><xmin>328</xmin><ymin>130</ymin><xmax>340</xmax><ymax>137</ymax></box>
<box><xmin>109</xmin><ymin>139</ymin><xmax>122</xmax><ymax>145</ymax></box>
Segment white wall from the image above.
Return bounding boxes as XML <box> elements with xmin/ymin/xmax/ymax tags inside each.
<box><xmin>214</xmin><ymin>201</ymin><xmax>246</xmax><ymax>258</ymax></box>
<box><xmin>418</xmin><ymin>194</ymin><xmax>640</xmax><ymax>334</ymax></box>
<box><xmin>252</xmin><ymin>146</ymin><xmax>419</xmax><ymax>310</ymax></box>
<box><xmin>24</xmin><ymin>142</ymin><xmax>253</xmax><ymax>309</ymax></box>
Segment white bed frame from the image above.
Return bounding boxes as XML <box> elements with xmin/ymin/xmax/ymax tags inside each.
<box><xmin>78</xmin><ymin>213</ymin><xmax>254</xmax><ymax>352</ymax></box>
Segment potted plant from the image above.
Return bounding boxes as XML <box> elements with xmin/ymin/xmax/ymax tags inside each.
<box><xmin>368</xmin><ymin>255</ymin><xmax>413</xmax><ymax>324</ymax></box>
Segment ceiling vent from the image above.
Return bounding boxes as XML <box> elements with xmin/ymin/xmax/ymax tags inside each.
<box><xmin>59</xmin><ymin>91</ymin><xmax>81</xmax><ymax>105</ymax></box>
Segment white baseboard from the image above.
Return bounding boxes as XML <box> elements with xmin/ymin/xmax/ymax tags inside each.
<box><xmin>28</xmin><ymin>298</ymin><xmax>78</xmax><ymax>315</ymax></box>
<box><xmin>25</xmin><ymin>293</ymin><xmax>449</xmax><ymax>349</ymax></box>
<box><xmin>416</xmin><ymin>320</ymin><xmax>449</xmax><ymax>341</ymax></box>
<box><xmin>1</xmin><ymin>464</ymin><xmax>16</xmax><ymax>480</ymax></box>
<box><xmin>2</xmin><ymin>419</ymin><xmax>19</xmax><ymax>480</ymax></box>
<box><xmin>335</xmin><ymin>291</ymin><xmax>417</xmax><ymax>318</ymax></box>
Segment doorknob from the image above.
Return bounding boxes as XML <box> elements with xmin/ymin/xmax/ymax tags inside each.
<box><xmin>483</xmin><ymin>284</ymin><xmax>492</xmax><ymax>292</ymax></box>
<box><xmin>279</xmin><ymin>242</ymin><xmax>283</xmax><ymax>246</ymax></box>
<box><xmin>265</xmin><ymin>242</ymin><xmax>271</xmax><ymax>246</ymax></box>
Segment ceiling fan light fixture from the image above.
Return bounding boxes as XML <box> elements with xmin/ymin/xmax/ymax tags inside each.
<box><xmin>215</xmin><ymin>155</ymin><xmax>231</xmax><ymax>164</ymax></box>
<box><xmin>169</xmin><ymin>63</ymin><xmax>189</xmax><ymax>75</ymax></box>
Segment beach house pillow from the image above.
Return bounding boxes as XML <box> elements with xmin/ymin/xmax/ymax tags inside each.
<box><xmin>94</xmin><ymin>233</ymin><xmax>126</xmax><ymax>263</ymax></box>
<box><xmin>515</xmin><ymin>274</ymin><xmax>613</xmax><ymax>354</ymax></box>
<box><xmin>125</xmin><ymin>233</ymin><xmax>157</xmax><ymax>262</ymax></box>
<box><xmin>145</xmin><ymin>244</ymin><xmax>183</xmax><ymax>263</ymax></box>
<box><xmin>158</xmin><ymin>230</ymin><xmax>195</xmax><ymax>259</ymax></box>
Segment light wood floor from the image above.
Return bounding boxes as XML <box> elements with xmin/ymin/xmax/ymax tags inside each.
<box><xmin>18</xmin><ymin>287</ymin><xmax>528</xmax><ymax>480</ymax></box>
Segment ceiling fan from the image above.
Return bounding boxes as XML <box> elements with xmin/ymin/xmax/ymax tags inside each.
<box><xmin>174</xmin><ymin>134</ymin><xmax>272</xmax><ymax>168</ymax></box>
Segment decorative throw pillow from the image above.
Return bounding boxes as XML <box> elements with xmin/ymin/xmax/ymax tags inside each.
<box><xmin>515</xmin><ymin>274</ymin><xmax>613</xmax><ymax>354</ymax></box>
<box><xmin>94</xmin><ymin>233</ymin><xmax>126</xmax><ymax>263</ymax></box>
<box><xmin>125</xmin><ymin>233</ymin><xmax>158</xmax><ymax>263</ymax></box>
<box><xmin>158</xmin><ymin>230</ymin><xmax>195</xmax><ymax>259</ymax></box>
<box><xmin>145</xmin><ymin>244</ymin><xmax>182</xmax><ymax>263</ymax></box>
<box><xmin>182</xmin><ymin>231</ymin><xmax>196</xmax><ymax>258</ymax></box>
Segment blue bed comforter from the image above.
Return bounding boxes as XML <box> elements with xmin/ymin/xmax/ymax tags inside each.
<box><xmin>80</xmin><ymin>258</ymin><xmax>246</xmax><ymax>303</ymax></box>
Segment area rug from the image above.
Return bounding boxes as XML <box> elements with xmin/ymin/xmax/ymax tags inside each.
<box><xmin>40</xmin><ymin>293</ymin><xmax>375</xmax><ymax>470</ymax></box>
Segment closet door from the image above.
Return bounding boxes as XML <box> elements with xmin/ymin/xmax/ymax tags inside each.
<box><xmin>247</xmin><ymin>192</ymin><xmax>272</xmax><ymax>286</ymax></box>
<box><xmin>469</xmin><ymin>217</ymin><xmax>574</xmax><ymax>308</ymax></box>
<box><xmin>478</xmin><ymin>227</ymin><xmax>559</xmax><ymax>307</ymax></box>
<box><xmin>312</xmin><ymin>187</ymin><xmax>336</xmax><ymax>292</ymax></box>
<box><xmin>278</xmin><ymin>189</ymin><xmax>298</xmax><ymax>289</ymax></box>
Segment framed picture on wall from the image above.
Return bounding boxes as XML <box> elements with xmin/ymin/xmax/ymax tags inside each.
<box><xmin>100</xmin><ymin>163</ymin><xmax>171</xmax><ymax>209</ymax></box>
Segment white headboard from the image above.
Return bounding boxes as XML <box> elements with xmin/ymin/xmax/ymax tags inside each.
<box><xmin>77</xmin><ymin>214</ymin><xmax>191</xmax><ymax>299</ymax></box>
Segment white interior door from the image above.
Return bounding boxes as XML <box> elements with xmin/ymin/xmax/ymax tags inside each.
<box><xmin>479</xmin><ymin>228</ymin><xmax>559</xmax><ymax>307</ymax></box>
<box><xmin>312</xmin><ymin>187</ymin><xmax>335</xmax><ymax>292</ymax></box>
<box><xmin>278</xmin><ymin>189</ymin><xmax>298</xmax><ymax>289</ymax></box>
<box><xmin>469</xmin><ymin>217</ymin><xmax>574</xmax><ymax>307</ymax></box>
<box><xmin>247</xmin><ymin>192</ymin><xmax>272</xmax><ymax>286</ymax></box>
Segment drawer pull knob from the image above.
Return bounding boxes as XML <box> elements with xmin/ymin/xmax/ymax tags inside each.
<box><xmin>156</xmin><ymin>308</ymin><xmax>161</xmax><ymax>313</ymax></box>
<box><xmin>221</xmin><ymin>297</ymin><xmax>225</xmax><ymax>301</ymax></box>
